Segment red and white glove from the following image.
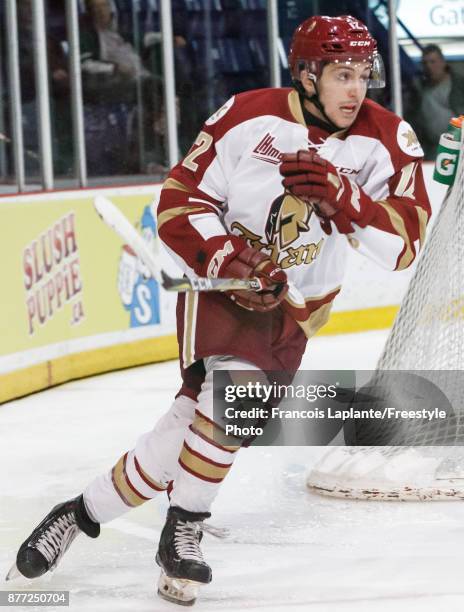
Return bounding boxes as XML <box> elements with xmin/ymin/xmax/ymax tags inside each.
<box><xmin>279</xmin><ymin>150</ymin><xmax>377</xmax><ymax>235</ymax></box>
<box><xmin>195</xmin><ymin>235</ymin><xmax>288</xmax><ymax>312</ymax></box>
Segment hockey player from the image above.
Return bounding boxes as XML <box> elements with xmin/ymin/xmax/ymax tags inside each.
<box><xmin>8</xmin><ymin>15</ymin><xmax>431</xmax><ymax>605</ymax></box>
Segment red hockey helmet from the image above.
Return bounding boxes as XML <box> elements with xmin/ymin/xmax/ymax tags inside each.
<box><xmin>288</xmin><ymin>15</ymin><xmax>385</xmax><ymax>88</ymax></box>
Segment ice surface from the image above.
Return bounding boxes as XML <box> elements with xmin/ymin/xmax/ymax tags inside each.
<box><xmin>2</xmin><ymin>330</ymin><xmax>464</xmax><ymax>611</ymax></box>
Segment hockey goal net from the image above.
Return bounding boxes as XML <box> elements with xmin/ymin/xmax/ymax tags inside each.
<box><xmin>307</xmin><ymin>139</ymin><xmax>464</xmax><ymax>501</ymax></box>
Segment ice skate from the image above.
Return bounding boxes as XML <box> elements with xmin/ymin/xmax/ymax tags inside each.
<box><xmin>6</xmin><ymin>494</ymin><xmax>100</xmax><ymax>580</ymax></box>
<box><xmin>156</xmin><ymin>506</ymin><xmax>212</xmax><ymax>606</ymax></box>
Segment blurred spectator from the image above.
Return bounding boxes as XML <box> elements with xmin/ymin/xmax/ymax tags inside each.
<box><xmin>143</xmin><ymin>2</ymin><xmax>193</xmax><ymax>155</ymax></box>
<box><xmin>126</xmin><ymin>76</ymin><xmax>170</xmax><ymax>177</ymax></box>
<box><xmin>405</xmin><ymin>45</ymin><xmax>464</xmax><ymax>160</ymax></box>
<box><xmin>17</xmin><ymin>0</ymin><xmax>72</xmax><ymax>176</ymax></box>
<box><xmin>80</xmin><ymin>0</ymin><xmax>151</xmax><ymax>104</ymax></box>
<box><xmin>80</xmin><ymin>0</ymin><xmax>154</xmax><ymax>176</ymax></box>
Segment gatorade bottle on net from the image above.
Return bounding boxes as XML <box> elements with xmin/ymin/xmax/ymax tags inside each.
<box><xmin>433</xmin><ymin>115</ymin><xmax>464</xmax><ymax>186</ymax></box>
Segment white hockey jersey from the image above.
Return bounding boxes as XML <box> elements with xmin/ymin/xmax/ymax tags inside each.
<box><xmin>158</xmin><ymin>88</ymin><xmax>431</xmax><ymax>337</ymax></box>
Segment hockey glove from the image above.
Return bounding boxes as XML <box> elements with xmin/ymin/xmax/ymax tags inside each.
<box><xmin>280</xmin><ymin>150</ymin><xmax>377</xmax><ymax>235</ymax></box>
<box><xmin>196</xmin><ymin>235</ymin><xmax>288</xmax><ymax>312</ymax></box>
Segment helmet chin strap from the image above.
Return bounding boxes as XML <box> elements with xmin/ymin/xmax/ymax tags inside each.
<box><xmin>293</xmin><ymin>79</ymin><xmax>343</xmax><ymax>132</ymax></box>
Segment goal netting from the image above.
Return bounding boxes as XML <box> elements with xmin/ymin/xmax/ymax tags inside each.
<box><xmin>307</xmin><ymin>139</ymin><xmax>464</xmax><ymax>501</ymax></box>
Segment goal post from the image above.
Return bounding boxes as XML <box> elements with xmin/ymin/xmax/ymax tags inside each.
<box><xmin>307</xmin><ymin>136</ymin><xmax>464</xmax><ymax>501</ymax></box>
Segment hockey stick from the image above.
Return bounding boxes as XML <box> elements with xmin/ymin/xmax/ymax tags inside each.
<box><xmin>93</xmin><ymin>195</ymin><xmax>263</xmax><ymax>293</ymax></box>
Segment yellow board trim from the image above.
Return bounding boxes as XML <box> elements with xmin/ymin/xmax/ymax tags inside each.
<box><xmin>317</xmin><ymin>305</ymin><xmax>399</xmax><ymax>336</ymax></box>
<box><xmin>1</xmin><ymin>306</ymin><xmax>399</xmax><ymax>405</ymax></box>
<box><xmin>0</xmin><ymin>334</ymin><xmax>178</xmax><ymax>405</ymax></box>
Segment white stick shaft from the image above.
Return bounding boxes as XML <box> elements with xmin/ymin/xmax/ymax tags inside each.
<box><xmin>94</xmin><ymin>195</ymin><xmax>162</xmax><ymax>283</ymax></box>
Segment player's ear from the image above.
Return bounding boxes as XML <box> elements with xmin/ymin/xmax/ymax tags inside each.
<box><xmin>299</xmin><ymin>70</ymin><xmax>316</xmax><ymax>96</ymax></box>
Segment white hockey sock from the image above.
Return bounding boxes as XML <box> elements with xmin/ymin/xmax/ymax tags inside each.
<box><xmin>169</xmin><ymin>355</ymin><xmax>263</xmax><ymax>513</ymax></box>
<box><xmin>83</xmin><ymin>395</ymin><xmax>197</xmax><ymax>523</ymax></box>
<box><xmin>169</xmin><ymin>425</ymin><xmax>237</xmax><ymax>512</ymax></box>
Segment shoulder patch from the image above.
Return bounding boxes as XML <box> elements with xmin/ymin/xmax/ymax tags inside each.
<box><xmin>205</xmin><ymin>96</ymin><xmax>235</xmax><ymax>126</ymax></box>
<box><xmin>397</xmin><ymin>120</ymin><xmax>423</xmax><ymax>157</ymax></box>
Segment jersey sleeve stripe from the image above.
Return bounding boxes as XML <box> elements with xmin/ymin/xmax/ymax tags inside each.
<box><xmin>162</xmin><ymin>177</ymin><xmax>191</xmax><ymax>192</ymax></box>
<box><xmin>158</xmin><ymin>205</ymin><xmax>211</xmax><ymax>231</ymax></box>
<box><xmin>377</xmin><ymin>200</ymin><xmax>415</xmax><ymax>270</ymax></box>
<box><xmin>416</xmin><ymin>205</ymin><xmax>429</xmax><ymax>248</ymax></box>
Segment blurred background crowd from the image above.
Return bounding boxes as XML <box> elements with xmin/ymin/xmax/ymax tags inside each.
<box><xmin>1</xmin><ymin>0</ymin><xmax>463</xmax><ymax>191</ymax></box>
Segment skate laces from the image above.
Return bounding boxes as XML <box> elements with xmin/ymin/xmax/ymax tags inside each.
<box><xmin>174</xmin><ymin>521</ymin><xmax>205</xmax><ymax>562</ymax></box>
<box><xmin>35</xmin><ymin>512</ymin><xmax>79</xmax><ymax>568</ymax></box>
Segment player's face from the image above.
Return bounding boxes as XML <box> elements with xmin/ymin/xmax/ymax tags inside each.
<box><xmin>318</xmin><ymin>63</ymin><xmax>370</xmax><ymax>128</ymax></box>
<box><xmin>302</xmin><ymin>62</ymin><xmax>370</xmax><ymax>129</ymax></box>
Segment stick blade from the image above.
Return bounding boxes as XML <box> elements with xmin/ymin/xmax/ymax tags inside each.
<box><xmin>93</xmin><ymin>195</ymin><xmax>124</xmax><ymax>230</ymax></box>
<box><xmin>93</xmin><ymin>194</ymin><xmax>111</xmax><ymax>219</ymax></box>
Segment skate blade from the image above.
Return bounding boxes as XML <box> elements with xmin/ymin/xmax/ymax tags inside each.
<box><xmin>157</xmin><ymin>572</ymin><xmax>200</xmax><ymax>606</ymax></box>
<box><xmin>5</xmin><ymin>563</ymin><xmax>21</xmax><ymax>581</ymax></box>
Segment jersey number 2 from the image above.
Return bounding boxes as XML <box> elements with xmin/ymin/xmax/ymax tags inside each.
<box><xmin>182</xmin><ymin>131</ymin><xmax>213</xmax><ymax>172</ymax></box>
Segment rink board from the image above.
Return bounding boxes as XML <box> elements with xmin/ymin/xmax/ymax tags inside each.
<box><xmin>0</xmin><ymin>185</ymin><xmax>179</xmax><ymax>402</ymax></box>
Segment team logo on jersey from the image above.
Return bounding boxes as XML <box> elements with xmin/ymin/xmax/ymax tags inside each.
<box><xmin>265</xmin><ymin>194</ymin><xmax>311</xmax><ymax>249</ymax></box>
<box><xmin>205</xmin><ymin>96</ymin><xmax>235</xmax><ymax>126</ymax></box>
<box><xmin>252</xmin><ymin>133</ymin><xmax>283</xmax><ymax>165</ymax></box>
<box><xmin>231</xmin><ymin>193</ymin><xmax>323</xmax><ymax>270</ymax></box>
<box><xmin>397</xmin><ymin>120</ymin><xmax>423</xmax><ymax>157</ymax></box>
